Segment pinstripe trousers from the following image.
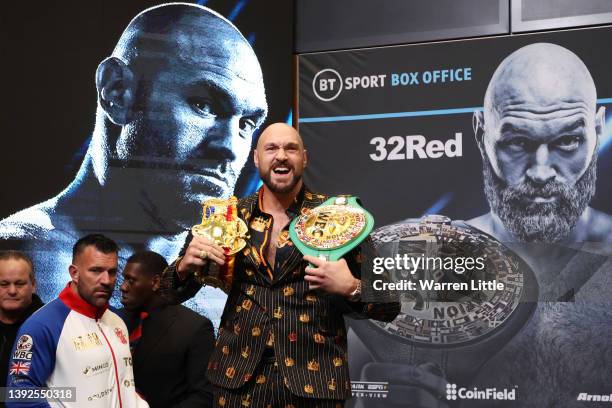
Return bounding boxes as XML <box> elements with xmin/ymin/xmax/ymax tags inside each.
<box><xmin>214</xmin><ymin>359</ymin><xmax>344</xmax><ymax>408</ymax></box>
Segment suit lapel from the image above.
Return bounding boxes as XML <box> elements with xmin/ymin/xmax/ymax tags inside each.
<box><xmin>238</xmin><ymin>192</ymin><xmax>273</xmax><ymax>285</ymax></box>
<box><xmin>244</xmin><ymin>248</ymin><xmax>272</xmax><ymax>286</ymax></box>
<box><xmin>134</xmin><ymin>306</ymin><xmax>178</xmax><ymax>369</ymax></box>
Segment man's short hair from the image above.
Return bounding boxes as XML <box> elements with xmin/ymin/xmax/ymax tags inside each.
<box><xmin>0</xmin><ymin>250</ymin><xmax>35</xmax><ymax>284</ymax></box>
<box><xmin>126</xmin><ymin>251</ymin><xmax>168</xmax><ymax>277</ymax></box>
<box><xmin>72</xmin><ymin>234</ymin><xmax>119</xmax><ymax>262</ymax></box>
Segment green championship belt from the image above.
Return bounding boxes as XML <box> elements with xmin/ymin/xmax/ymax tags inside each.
<box><xmin>289</xmin><ymin>196</ymin><xmax>374</xmax><ymax>261</ymax></box>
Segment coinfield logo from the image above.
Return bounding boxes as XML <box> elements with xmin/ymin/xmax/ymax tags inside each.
<box><xmin>446</xmin><ymin>383</ymin><xmax>517</xmax><ymax>401</ymax></box>
<box><xmin>312</xmin><ymin>69</ymin><xmax>343</xmax><ymax>101</ymax></box>
<box><xmin>446</xmin><ymin>384</ymin><xmax>458</xmax><ymax>400</ymax></box>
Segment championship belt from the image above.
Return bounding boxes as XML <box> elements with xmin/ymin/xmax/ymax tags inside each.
<box><xmin>289</xmin><ymin>196</ymin><xmax>374</xmax><ymax>261</ymax></box>
<box><xmin>348</xmin><ymin>215</ymin><xmax>538</xmax><ymax>398</ymax></box>
<box><xmin>191</xmin><ymin>196</ymin><xmax>248</xmax><ymax>289</ymax></box>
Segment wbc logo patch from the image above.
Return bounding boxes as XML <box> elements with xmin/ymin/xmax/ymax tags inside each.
<box><xmin>13</xmin><ymin>334</ymin><xmax>34</xmax><ymax>361</ymax></box>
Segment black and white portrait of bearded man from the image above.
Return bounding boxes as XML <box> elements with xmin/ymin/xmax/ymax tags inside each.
<box><xmin>468</xmin><ymin>43</ymin><xmax>612</xmax><ymax>244</ymax></box>
<box><xmin>0</xmin><ymin>3</ymin><xmax>268</xmax><ymax>315</ymax></box>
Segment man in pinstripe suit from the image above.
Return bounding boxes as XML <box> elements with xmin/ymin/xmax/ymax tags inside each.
<box><xmin>162</xmin><ymin>123</ymin><xmax>400</xmax><ymax>407</ymax></box>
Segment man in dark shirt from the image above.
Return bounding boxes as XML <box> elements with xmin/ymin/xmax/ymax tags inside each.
<box><xmin>0</xmin><ymin>251</ymin><xmax>43</xmax><ymax>392</ymax></box>
<box><xmin>120</xmin><ymin>251</ymin><xmax>214</xmax><ymax>408</ymax></box>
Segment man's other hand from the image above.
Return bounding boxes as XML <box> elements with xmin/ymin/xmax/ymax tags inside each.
<box><xmin>303</xmin><ymin>256</ymin><xmax>358</xmax><ymax>297</ymax></box>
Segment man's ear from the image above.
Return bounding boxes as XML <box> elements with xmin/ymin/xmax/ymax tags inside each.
<box><xmin>152</xmin><ymin>274</ymin><xmax>161</xmax><ymax>292</ymax></box>
<box><xmin>96</xmin><ymin>57</ymin><xmax>136</xmax><ymax>125</ymax></box>
<box><xmin>68</xmin><ymin>264</ymin><xmax>79</xmax><ymax>283</ymax></box>
<box><xmin>473</xmin><ymin>110</ymin><xmax>486</xmax><ymax>157</ymax></box>
<box><xmin>303</xmin><ymin>149</ymin><xmax>308</xmax><ymax>168</ymax></box>
<box><xmin>253</xmin><ymin>149</ymin><xmax>260</xmax><ymax>169</ymax></box>
<box><xmin>595</xmin><ymin>106</ymin><xmax>606</xmax><ymax>140</ymax></box>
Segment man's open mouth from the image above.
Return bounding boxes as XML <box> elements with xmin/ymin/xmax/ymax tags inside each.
<box><xmin>273</xmin><ymin>166</ymin><xmax>291</xmax><ymax>175</ymax></box>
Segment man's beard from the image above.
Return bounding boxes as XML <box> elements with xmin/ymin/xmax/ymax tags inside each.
<box><xmin>482</xmin><ymin>155</ymin><xmax>597</xmax><ymax>243</ymax></box>
<box><xmin>260</xmin><ymin>164</ymin><xmax>302</xmax><ymax>194</ymax></box>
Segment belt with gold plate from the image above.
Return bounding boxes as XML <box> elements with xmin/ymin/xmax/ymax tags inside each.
<box><xmin>289</xmin><ymin>196</ymin><xmax>374</xmax><ymax>261</ymax></box>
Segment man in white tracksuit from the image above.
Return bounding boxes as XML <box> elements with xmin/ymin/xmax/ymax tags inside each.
<box><xmin>6</xmin><ymin>234</ymin><xmax>148</xmax><ymax>408</ymax></box>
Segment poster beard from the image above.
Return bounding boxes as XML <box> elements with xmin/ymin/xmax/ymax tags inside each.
<box><xmin>482</xmin><ymin>154</ymin><xmax>597</xmax><ymax>243</ymax></box>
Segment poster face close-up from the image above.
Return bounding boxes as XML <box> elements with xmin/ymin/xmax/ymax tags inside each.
<box><xmin>0</xmin><ymin>0</ymin><xmax>293</xmax><ymax>323</ymax></box>
<box><xmin>299</xmin><ymin>26</ymin><xmax>612</xmax><ymax>407</ymax></box>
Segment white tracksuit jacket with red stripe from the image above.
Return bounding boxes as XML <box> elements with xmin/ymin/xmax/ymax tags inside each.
<box><xmin>6</xmin><ymin>283</ymin><xmax>149</xmax><ymax>408</ymax></box>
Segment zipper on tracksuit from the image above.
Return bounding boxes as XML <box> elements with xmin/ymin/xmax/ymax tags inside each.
<box><xmin>97</xmin><ymin>322</ymin><xmax>123</xmax><ymax>408</ymax></box>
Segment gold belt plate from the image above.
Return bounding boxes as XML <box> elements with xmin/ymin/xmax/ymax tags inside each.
<box><xmin>294</xmin><ymin>204</ymin><xmax>367</xmax><ymax>250</ymax></box>
<box><xmin>191</xmin><ymin>197</ymin><xmax>248</xmax><ymax>255</ymax></box>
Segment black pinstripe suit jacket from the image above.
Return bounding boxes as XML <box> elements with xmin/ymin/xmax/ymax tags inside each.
<box><xmin>161</xmin><ymin>188</ymin><xmax>400</xmax><ymax>400</ymax></box>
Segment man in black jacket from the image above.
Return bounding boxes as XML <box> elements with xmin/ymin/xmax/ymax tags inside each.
<box><xmin>0</xmin><ymin>251</ymin><xmax>43</xmax><ymax>390</ymax></box>
<box><xmin>162</xmin><ymin>123</ymin><xmax>400</xmax><ymax>407</ymax></box>
<box><xmin>120</xmin><ymin>251</ymin><xmax>215</xmax><ymax>408</ymax></box>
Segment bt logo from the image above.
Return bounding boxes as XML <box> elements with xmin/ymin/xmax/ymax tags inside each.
<box><xmin>312</xmin><ymin>69</ymin><xmax>343</xmax><ymax>101</ymax></box>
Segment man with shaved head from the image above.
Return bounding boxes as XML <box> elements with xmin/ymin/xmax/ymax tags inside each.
<box><xmin>459</xmin><ymin>43</ymin><xmax>612</xmax><ymax>407</ymax></box>
<box><xmin>469</xmin><ymin>42</ymin><xmax>612</xmax><ymax>243</ymax></box>
<box><xmin>0</xmin><ymin>4</ymin><xmax>268</xmax><ymax>307</ymax></box>
<box><xmin>162</xmin><ymin>122</ymin><xmax>400</xmax><ymax>407</ymax></box>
